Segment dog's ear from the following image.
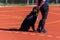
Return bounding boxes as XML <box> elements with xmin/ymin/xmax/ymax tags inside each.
<box><xmin>33</xmin><ymin>7</ymin><xmax>38</xmax><ymax>13</ymax></box>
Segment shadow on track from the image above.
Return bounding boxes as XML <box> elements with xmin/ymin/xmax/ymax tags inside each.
<box><xmin>0</xmin><ymin>28</ymin><xmax>36</xmax><ymax>32</ymax></box>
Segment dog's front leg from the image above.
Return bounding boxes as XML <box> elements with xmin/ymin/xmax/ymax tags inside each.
<box><xmin>32</xmin><ymin>25</ymin><xmax>36</xmax><ymax>32</ymax></box>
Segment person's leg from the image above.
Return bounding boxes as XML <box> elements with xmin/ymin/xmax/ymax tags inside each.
<box><xmin>37</xmin><ymin>7</ymin><xmax>49</xmax><ymax>33</ymax></box>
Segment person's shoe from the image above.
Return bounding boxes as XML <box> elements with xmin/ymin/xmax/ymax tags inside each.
<box><xmin>37</xmin><ymin>28</ymin><xmax>41</xmax><ymax>32</ymax></box>
<box><xmin>41</xmin><ymin>29</ymin><xmax>47</xmax><ymax>33</ymax></box>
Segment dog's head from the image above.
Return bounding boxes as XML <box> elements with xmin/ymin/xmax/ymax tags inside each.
<box><xmin>31</xmin><ymin>7</ymin><xmax>39</xmax><ymax>16</ymax></box>
<box><xmin>32</xmin><ymin>7</ymin><xmax>38</xmax><ymax>13</ymax></box>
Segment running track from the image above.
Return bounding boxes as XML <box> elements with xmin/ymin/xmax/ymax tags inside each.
<box><xmin>0</xmin><ymin>6</ymin><xmax>60</xmax><ymax>40</ymax></box>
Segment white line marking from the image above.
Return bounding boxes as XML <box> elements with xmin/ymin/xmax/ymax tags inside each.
<box><xmin>56</xmin><ymin>36</ymin><xmax>60</xmax><ymax>38</ymax></box>
<box><xmin>46</xmin><ymin>20</ymin><xmax>60</xmax><ymax>25</ymax></box>
<box><xmin>22</xmin><ymin>32</ymin><xmax>28</xmax><ymax>34</ymax></box>
<box><xmin>49</xmin><ymin>12</ymin><xmax>60</xmax><ymax>16</ymax></box>
<box><xmin>39</xmin><ymin>34</ymin><xmax>45</xmax><ymax>36</ymax></box>
<box><xmin>47</xmin><ymin>35</ymin><xmax>53</xmax><ymax>37</ymax></box>
<box><xmin>30</xmin><ymin>33</ymin><xmax>36</xmax><ymax>35</ymax></box>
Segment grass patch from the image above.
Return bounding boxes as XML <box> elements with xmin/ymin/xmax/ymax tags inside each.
<box><xmin>0</xmin><ymin>3</ymin><xmax>27</xmax><ymax>6</ymax></box>
<box><xmin>0</xmin><ymin>3</ymin><xmax>5</xmax><ymax>6</ymax></box>
<box><xmin>0</xmin><ymin>3</ymin><xmax>60</xmax><ymax>6</ymax></box>
<box><xmin>50</xmin><ymin>3</ymin><xmax>60</xmax><ymax>6</ymax></box>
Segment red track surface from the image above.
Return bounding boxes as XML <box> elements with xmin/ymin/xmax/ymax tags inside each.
<box><xmin>0</xmin><ymin>6</ymin><xmax>60</xmax><ymax>40</ymax></box>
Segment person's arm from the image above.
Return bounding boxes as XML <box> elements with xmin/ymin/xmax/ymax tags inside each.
<box><xmin>36</xmin><ymin>0</ymin><xmax>38</xmax><ymax>5</ymax></box>
<box><xmin>36</xmin><ymin>0</ymin><xmax>46</xmax><ymax>10</ymax></box>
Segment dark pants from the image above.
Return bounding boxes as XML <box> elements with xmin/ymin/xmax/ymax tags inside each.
<box><xmin>38</xmin><ymin>6</ymin><xmax>49</xmax><ymax>30</ymax></box>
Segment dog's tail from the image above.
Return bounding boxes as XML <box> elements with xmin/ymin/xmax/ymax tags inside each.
<box><xmin>0</xmin><ymin>28</ymin><xmax>19</xmax><ymax>31</ymax></box>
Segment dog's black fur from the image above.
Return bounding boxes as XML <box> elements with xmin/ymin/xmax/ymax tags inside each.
<box><xmin>19</xmin><ymin>7</ymin><xmax>38</xmax><ymax>31</ymax></box>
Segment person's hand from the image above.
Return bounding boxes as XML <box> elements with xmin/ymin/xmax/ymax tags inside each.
<box><xmin>36</xmin><ymin>6</ymin><xmax>40</xmax><ymax>10</ymax></box>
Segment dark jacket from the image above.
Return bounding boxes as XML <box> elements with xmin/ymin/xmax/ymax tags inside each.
<box><xmin>38</xmin><ymin>0</ymin><xmax>49</xmax><ymax>8</ymax></box>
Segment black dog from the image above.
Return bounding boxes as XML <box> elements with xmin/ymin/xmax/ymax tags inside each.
<box><xmin>19</xmin><ymin>7</ymin><xmax>39</xmax><ymax>31</ymax></box>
